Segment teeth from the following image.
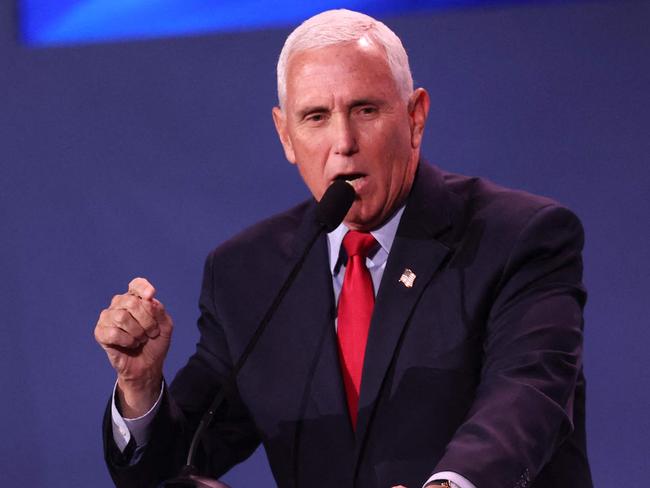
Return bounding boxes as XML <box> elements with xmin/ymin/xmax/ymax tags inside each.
<box><xmin>339</xmin><ymin>174</ymin><xmax>363</xmax><ymax>182</ymax></box>
<box><xmin>346</xmin><ymin>177</ymin><xmax>364</xmax><ymax>189</ymax></box>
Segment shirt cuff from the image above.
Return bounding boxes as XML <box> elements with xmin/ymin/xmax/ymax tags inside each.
<box><xmin>424</xmin><ymin>471</ymin><xmax>477</xmax><ymax>488</ymax></box>
<box><xmin>110</xmin><ymin>380</ymin><xmax>164</xmax><ymax>452</ymax></box>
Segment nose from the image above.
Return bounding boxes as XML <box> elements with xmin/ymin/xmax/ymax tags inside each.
<box><xmin>332</xmin><ymin>114</ymin><xmax>358</xmax><ymax>156</ymax></box>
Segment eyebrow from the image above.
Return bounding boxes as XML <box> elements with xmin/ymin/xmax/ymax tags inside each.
<box><xmin>349</xmin><ymin>98</ymin><xmax>384</xmax><ymax>108</ymax></box>
<box><xmin>296</xmin><ymin>105</ymin><xmax>329</xmax><ymax>120</ymax></box>
<box><xmin>295</xmin><ymin>98</ymin><xmax>385</xmax><ymax>119</ymax></box>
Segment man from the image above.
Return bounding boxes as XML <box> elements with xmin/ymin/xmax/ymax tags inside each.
<box><xmin>95</xmin><ymin>9</ymin><xmax>592</xmax><ymax>488</ymax></box>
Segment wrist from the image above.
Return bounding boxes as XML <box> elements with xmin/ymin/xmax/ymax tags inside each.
<box><xmin>117</xmin><ymin>375</ymin><xmax>162</xmax><ymax>418</ymax></box>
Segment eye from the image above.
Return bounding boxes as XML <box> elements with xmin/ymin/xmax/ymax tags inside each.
<box><xmin>356</xmin><ymin>105</ymin><xmax>378</xmax><ymax>117</ymax></box>
<box><xmin>302</xmin><ymin>111</ymin><xmax>329</xmax><ymax>126</ymax></box>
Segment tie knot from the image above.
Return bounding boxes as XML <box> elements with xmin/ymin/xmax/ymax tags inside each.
<box><xmin>343</xmin><ymin>231</ymin><xmax>377</xmax><ymax>258</ymax></box>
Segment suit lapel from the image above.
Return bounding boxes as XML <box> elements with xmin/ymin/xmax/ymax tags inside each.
<box><xmin>285</xmin><ymin>205</ymin><xmax>355</xmax><ymax>442</ymax></box>
<box><xmin>354</xmin><ymin>163</ymin><xmax>457</xmax><ymax>455</ymax></box>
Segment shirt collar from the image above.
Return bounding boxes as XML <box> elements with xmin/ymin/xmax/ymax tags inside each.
<box><xmin>326</xmin><ymin>205</ymin><xmax>406</xmax><ymax>275</ymax></box>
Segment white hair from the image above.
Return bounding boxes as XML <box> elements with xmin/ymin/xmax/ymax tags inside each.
<box><xmin>276</xmin><ymin>9</ymin><xmax>414</xmax><ymax>108</ymax></box>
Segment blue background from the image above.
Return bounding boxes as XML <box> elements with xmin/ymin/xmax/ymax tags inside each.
<box><xmin>1</xmin><ymin>0</ymin><xmax>649</xmax><ymax>486</ymax></box>
<box><xmin>20</xmin><ymin>0</ymin><xmax>579</xmax><ymax>45</ymax></box>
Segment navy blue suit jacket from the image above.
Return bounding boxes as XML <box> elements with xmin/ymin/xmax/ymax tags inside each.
<box><xmin>104</xmin><ymin>162</ymin><xmax>592</xmax><ymax>488</ymax></box>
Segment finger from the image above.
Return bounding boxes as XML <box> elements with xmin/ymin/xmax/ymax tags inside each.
<box><xmin>149</xmin><ymin>298</ymin><xmax>172</xmax><ymax>326</ymax></box>
<box><xmin>95</xmin><ymin>318</ymin><xmax>142</xmax><ymax>349</ymax></box>
<box><xmin>110</xmin><ymin>293</ymin><xmax>129</xmax><ymax>308</ymax></box>
<box><xmin>114</xmin><ymin>294</ymin><xmax>160</xmax><ymax>338</ymax></box>
<box><xmin>128</xmin><ymin>277</ymin><xmax>156</xmax><ymax>301</ymax></box>
<box><xmin>141</xmin><ymin>298</ymin><xmax>173</xmax><ymax>337</ymax></box>
<box><xmin>102</xmin><ymin>308</ymin><xmax>149</xmax><ymax>344</ymax></box>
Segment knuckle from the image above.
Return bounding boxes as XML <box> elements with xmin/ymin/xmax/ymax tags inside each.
<box><xmin>105</xmin><ymin>327</ymin><xmax>120</xmax><ymax>344</ymax></box>
<box><xmin>141</xmin><ymin>319</ymin><xmax>157</xmax><ymax>331</ymax></box>
<box><xmin>114</xmin><ymin>309</ymin><xmax>130</xmax><ymax>324</ymax></box>
<box><xmin>96</xmin><ymin>311</ymin><xmax>113</xmax><ymax>337</ymax></box>
<box><xmin>133</xmin><ymin>326</ymin><xmax>147</xmax><ymax>339</ymax></box>
<box><xmin>123</xmin><ymin>294</ymin><xmax>138</xmax><ymax>309</ymax></box>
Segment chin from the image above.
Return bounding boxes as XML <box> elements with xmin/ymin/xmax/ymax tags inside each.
<box><xmin>345</xmin><ymin>212</ymin><xmax>381</xmax><ymax>231</ymax></box>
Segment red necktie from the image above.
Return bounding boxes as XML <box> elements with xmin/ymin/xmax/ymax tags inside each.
<box><xmin>337</xmin><ymin>231</ymin><xmax>377</xmax><ymax>429</ymax></box>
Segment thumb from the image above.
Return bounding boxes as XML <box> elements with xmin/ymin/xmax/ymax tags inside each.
<box><xmin>150</xmin><ymin>298</ymin><xmax>172</xmax><ymax>326</ymax></box>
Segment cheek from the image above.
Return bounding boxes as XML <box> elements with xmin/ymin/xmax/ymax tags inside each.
<box><xmin>296</xmin><ymin>162</ymin><xmax>327</xmax><ymax>200</ymax></box>
<box><xmin>292</xmin><ymin>134</ymin><xmax>332</xmax><ymax>167</ymax></box>
<box><xmin>368</xmin><ymin>120</ymin><xmax>409</xmax><ymax>157</ymax></box>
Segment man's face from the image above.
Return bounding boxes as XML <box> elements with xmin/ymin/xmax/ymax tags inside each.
<box><xmin>273</xmin><ymin>39</ymin><xmax>429</xmax><ymax>231</ymax></box>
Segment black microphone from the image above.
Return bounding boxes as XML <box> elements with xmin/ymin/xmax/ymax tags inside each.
<box><xmin>161</xmin><ymin>180</ymin><xmax>355</xmax><ymax>488</ymax></box>
<box><xmin>316</xmin><ymin>179</ymin><xmax>356</xmax><ymax>231</ymax></box>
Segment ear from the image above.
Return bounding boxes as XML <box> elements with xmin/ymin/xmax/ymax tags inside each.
<box><xmin>407</xmin><ymin>88</ymin><xmax>430</xmax><ymax>150</ymax></box>
<box><xmin>272</xmin><ymin>106</ymin><xmax>296</xmax><ymax>164</ymax></box>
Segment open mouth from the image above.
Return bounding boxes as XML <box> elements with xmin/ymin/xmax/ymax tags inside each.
<box><xmin>334</xmin><ymin>173</ymin><xmax>366</xmax><ymax>196</ymax></box>
<box><xmin>335</xmin><ymin>173</ymin><xmax>364</xmax><ymax>183</ymax></box>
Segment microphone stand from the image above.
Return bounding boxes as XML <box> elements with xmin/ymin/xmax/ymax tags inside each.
<box><xmin>161</xmin><ymin>180</ymin><xmax>355</xmax><ymax>488</ymax></box>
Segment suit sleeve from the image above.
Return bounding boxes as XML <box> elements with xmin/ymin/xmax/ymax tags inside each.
<box><xmin>103</xmin><ymin>252</ymin><xmax>261</xmax><ymax>488</ymax></box>
<box><xmin>433</xmin><ymin>204</ymin><xmax>587</xmax><ymax>488</ymax></box>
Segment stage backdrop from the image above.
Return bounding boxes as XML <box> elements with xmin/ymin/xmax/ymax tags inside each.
<box><xmin>1</xmin><ymin>0</ymin><xmax>648</xmax><ymax>486</ymax></box>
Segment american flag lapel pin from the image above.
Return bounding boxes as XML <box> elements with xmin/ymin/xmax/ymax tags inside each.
<box><xmin>398</xmin><ymin>268</ymin><xmax>416</xmax><ymax>288</ymax></box>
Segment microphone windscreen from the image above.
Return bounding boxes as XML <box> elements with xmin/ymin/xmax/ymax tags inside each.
<box><xmin>316</xmin><ymin>180</ymin><xmax>356</xmax><ymax>232</ymax></box>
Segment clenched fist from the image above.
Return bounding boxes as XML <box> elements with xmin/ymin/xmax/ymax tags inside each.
<box><xmin>94</xmin><ymin>277</ymin><xmax>173</xmax><ymax>417</ymax></box>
